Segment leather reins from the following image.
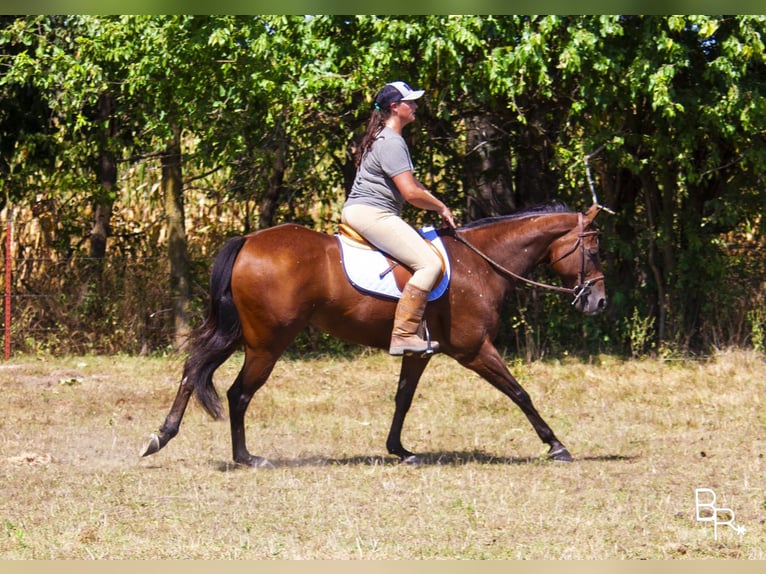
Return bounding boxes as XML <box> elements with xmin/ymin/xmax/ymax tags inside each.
<box><xmin>452</xmin><ymin>212</ymin><xmax>604</xmax><ymax>306</ymax></box>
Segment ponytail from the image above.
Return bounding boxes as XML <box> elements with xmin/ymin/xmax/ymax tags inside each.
<box><xmin>355</xmin><ymin>107</ymin><xmax>390</xmax><ymax>168</ymax></box>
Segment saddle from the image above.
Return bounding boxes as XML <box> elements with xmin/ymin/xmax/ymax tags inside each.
<box><xmin>336</xmin><ymin>223</ymin><xmax>451</xmax><ymax>301</ymax></box>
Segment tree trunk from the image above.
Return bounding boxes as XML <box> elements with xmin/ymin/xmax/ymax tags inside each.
<box><xmin>463</xmin><ymin>114</ymin><xmax>517</xmax><ymax>221</ymax></box>
<box><xmin>259</xmin><ymin>146</ymin><xmax>285</xmax><ymax>229</ymax></box>
<box><xmin>90</xmin><ymin>154</ymin><xmax>115</xmax><ymax>259</ymax></box>
<box><xmin>514</xmin><ymin>107</ymin><xmax>556</xmax><ymax>206</ymax></box>
<box><xmin>90</xmin><ymin>92</ymin><xmax>116</xmax><ymax>260</ymax></box>
<box><xmin>162</xmin><ymin>124</ymin><xmax>192</xmax><ymax>350</ymax></box>
<box><xmin>640</xmin><ymin>170</ymin><xmax>667</xmax><ymax>344</ymax></box>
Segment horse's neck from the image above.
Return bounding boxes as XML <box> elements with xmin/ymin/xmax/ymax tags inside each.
<box><xmin>465</xmin><ymin>213</ymin><xmax>575</xmax><ymax>270</ymax></box>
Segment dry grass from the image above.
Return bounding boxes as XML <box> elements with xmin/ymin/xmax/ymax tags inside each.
<box><xmin>1</xmin><ymin>349</ymin><xmax>764</xmax><ymax>559</ymax></box>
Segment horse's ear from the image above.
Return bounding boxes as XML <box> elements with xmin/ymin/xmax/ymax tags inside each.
<box><xmin>586</xmin><ymin>197</ymin><xmax>616</xmax><ymax>219</ymax></box>
<box><xmin>584</xmin><ymin>203</ymin><xmax>601</xmax><ymax>224</ymax></box>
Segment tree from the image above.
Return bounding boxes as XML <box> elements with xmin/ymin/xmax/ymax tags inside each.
<box><xmin>1</xmin><ymin>15</ymin><xmax>764</xmax><ymax>355</ymax></box>
<box><xmin>554</xmin><ymin>15</ymin><xmax>766</xmax><ymax>350</ymax></box>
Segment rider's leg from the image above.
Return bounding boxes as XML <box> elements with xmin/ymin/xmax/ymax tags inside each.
<box><xmin>341</xmin><ymin>205</ymin><xmax>443</xmax><ymax>355</ymax></box>
<box><xmin>388</xmin><ymin>282</ymin><xmax>436</xmax><ymax>355</ymax></box>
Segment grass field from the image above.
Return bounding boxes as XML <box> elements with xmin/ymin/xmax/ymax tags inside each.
<box><xmin>1</xmin><ymin>349</ymin><xmax>764</xmax><ymax>559</ymax></box>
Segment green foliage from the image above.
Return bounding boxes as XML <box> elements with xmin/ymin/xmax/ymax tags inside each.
<box><xmin>748</xmin><ymin>309</ymin><xmax>765</xmax><ymax>353</ymax></box>
<box><xmin>626</xmin><ymin>307</ymin><xmax>657</xmax><ymax>359</ymax></box>
<box><xmin>3</xmin><ymin>521</ymin><xmax>27</xmax><ymax>549</ymax></box>
<box><xmin>1</xmin><ymin>15</ymin><xmax>765</xmax><ymax>356</ymax></box>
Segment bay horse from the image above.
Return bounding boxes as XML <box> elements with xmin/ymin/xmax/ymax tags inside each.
<box><xmin>141</xmin><ymin>201</ymin><xmax>606</xmax><ymax>467</ymax></box>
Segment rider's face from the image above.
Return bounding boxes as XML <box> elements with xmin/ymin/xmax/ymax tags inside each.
<box><xmin>392</xmin><ymin>99</ymin><xmax>418</xmax><ymax>125</ymax></box>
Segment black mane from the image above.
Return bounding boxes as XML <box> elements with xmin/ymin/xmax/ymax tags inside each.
<box><xmin>458</xmin><ymin>200</ymin><xmax>573</xmax><ymax>230</ymax></box>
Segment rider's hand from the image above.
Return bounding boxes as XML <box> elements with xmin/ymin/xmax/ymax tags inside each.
<box><xmin>440</xmin><ymin>206</ymin><xmax>456</xmax><ymax>229</ymax></box>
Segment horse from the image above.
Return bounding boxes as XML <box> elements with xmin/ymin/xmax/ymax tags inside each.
<box><xmin>141</xmin><ymin>201</ymin><xmax>607</xmax><ymax>467</ymax></box>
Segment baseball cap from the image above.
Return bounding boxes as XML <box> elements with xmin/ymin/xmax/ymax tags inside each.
<box><xmin>373</xmin><ymin>81</ymin><xmax>425</xmax><ymax>110</ymax></box>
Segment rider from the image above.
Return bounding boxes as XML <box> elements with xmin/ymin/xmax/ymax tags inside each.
<box><xmin>342</xmin><ymin>81</ymin><xmax>456</xmax><ymax>356</ymax></box>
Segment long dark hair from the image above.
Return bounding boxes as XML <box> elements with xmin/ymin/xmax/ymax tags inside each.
<box><xmin>354</xmin><ymin>106</ymin><xmax>392</xmax><ymax>168</ymax></box>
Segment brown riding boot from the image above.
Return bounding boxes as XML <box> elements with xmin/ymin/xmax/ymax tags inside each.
<box><xmin>389</xmin><ymin>284</ymin><xmax>439</xmax><ymax>356</ymax></box>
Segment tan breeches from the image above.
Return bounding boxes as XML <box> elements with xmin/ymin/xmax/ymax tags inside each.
<box><xmin>341</xmin><ymin>204</ymin><xmax>442</xmax><ymax>291</ymax></box>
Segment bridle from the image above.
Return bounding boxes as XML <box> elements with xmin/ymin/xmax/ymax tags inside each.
<box><xmin>452</xmin><ymin>212</ymin><xmax>604</xmax><ymax>307</ymax></box>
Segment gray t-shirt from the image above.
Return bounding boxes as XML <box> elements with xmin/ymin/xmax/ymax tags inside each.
<box><xmin>345</xmin><ymin>127</ymin><xmax>413</xmax><ymax>214</ymax></box>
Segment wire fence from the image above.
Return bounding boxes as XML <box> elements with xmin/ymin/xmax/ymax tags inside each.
<box><xmin>0</xmin><ymin>204</ymin><xmax>236</xmax><ymax>358</ymax></box>
<box><xmin>1</xmin><ymin>248</ymin><xmax>204</xmax><ymax>358</ymax></box>
<box><xmin>2</xmin><ymin>281</ymin><xmax>193</xmax><ymax>358</ymax></box>
<box><xmin>0</xmin><ymin>207</ymin><xmax>360</xmax><ymax>359</ymax></box>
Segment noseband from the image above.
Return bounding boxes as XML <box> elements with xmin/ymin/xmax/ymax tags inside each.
<box><xmin>453</xmin><ymin>212</ymin><xmax>603</xmax><ymax>306</ymax></box>
<box><xmin>549</xmin><ymin>213</ymin><xmax>604</xmax><ymax>306</ymax></box>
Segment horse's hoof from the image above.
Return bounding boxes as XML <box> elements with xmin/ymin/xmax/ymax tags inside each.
<box><xmin>400</xmin><ymin>454</ymin><xmax>422</xmax><ymax>466</ymax></box>
<box><xmin>140</xmin><ymin>433</ymin><xmax>161</xmax><ymax>457</ymax></box>
<box><xmin>548</xmin><ymin>446</ymin><xmax>573</xmax><ymax>462</ymax></box>
<box><xmin>237</xmin><ymin>456</ymin><xmax>275</xmax><ymax>469</ymax></box>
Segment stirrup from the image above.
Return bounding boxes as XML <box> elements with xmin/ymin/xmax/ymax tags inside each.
<box><xmin>420</xmin><ymin>322</ymin><xmax>436</xmax><ymax>357</ymax></box>
<box><xmin>390</xmin><ymin>323</ymin><xmax>439</xmax><ymax>357</ymax></box>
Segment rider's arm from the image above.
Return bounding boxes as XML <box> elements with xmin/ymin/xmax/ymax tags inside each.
<box><xmin>392</xmin><ymin>170</ymin><xmax>456</xmax><ymax>228</ymax></box>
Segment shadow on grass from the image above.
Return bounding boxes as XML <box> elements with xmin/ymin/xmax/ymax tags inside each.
<box><xmin>213</xmin><ymin>451</ymin><xmax>638</xmax><ymax>471</ymax></box>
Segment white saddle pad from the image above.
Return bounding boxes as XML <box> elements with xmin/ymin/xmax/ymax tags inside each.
<box><xmin>337</xmin><ymin>226</ymin><xmax>450</xmax><ymax>301</ymax></box>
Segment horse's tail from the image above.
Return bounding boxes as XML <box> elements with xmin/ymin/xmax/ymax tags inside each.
<box><xmin>183</xmin><ymin>235</ymin><xmax>247</xmax><ymax>420</ymax></box>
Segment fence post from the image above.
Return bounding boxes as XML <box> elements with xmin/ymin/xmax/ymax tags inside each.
<box><xmin>4</xmin><ymin>210</ymin><xmax>11</xmax><ymax>360</ymax></box>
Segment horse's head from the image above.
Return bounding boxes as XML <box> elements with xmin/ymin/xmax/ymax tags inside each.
<box><xmin>549</xmin><ymin>204</ymin><xmax>607</xmax><ymax>315</ymax></box>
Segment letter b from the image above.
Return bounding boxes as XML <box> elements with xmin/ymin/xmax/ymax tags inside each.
<box><xmin>695</xmin><ymin>488</ymin><xmax>716</xmax><ymax>522</ymax></box>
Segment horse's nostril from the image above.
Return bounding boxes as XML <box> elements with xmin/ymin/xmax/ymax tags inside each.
<box><xmin>598</xmin><ymin>298</ymin><xmax>607</xmax><ymax>310</ymax></box>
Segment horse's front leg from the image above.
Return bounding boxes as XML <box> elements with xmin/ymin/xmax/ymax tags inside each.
<box><xmin>461</xmin><ymin>339</ymin><xmax>573</xmax><ymax>462</ymax></box>
<box><xmin>386</xmin><ymin>354</ymin><xmax>431</xmax><ymax>464</ymax></box>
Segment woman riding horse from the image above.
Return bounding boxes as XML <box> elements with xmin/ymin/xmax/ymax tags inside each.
<box><xmin>341</xmin><ymin>81</ymin><xmax>456</xmax><ymax>356</ymax></box>
<box><xmin>141</xmin><ymin>202</ymin><xmax>607</xmax><ymax>467</ymax></box>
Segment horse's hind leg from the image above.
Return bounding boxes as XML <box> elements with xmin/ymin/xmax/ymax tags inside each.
<box><xmin>386</xmin><ymin>354</ymin><xmax>431</xmax><ymax>464</ymax></box>
<box><xmin>462</xmin><ymin>340</ymin><xmax>572</xmax><ymax>462</ymax></box>
<box><xmin>226</xmin><ymin>346</ymin><xmax>284</xmax><ymax>468</ymax></box>
<box><xmin>140</xmin><ymin>377</ymin><xmax>194</xmax><ymax>457</ymax></box>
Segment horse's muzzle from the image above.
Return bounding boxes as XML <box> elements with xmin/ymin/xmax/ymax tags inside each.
<box><xmin>573</xmin><ymin>280</ymin><xmax>607</xmax><ymax>315</ymax></box>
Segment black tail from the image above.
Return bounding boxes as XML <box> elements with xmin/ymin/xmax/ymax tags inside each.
<box><xmin>182</xmin><ymin>236</ymin><xmax>247</xmax><ymax>419</ymax></box>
